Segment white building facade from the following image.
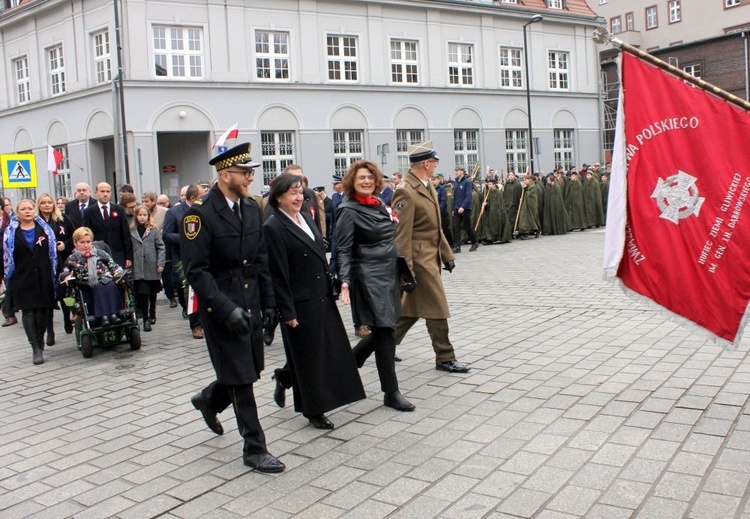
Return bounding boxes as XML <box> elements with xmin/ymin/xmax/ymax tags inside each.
<box><xmin>1</xmin><ymin>0</ymin><xmax>603</xmax><ymax>204</ymax></box>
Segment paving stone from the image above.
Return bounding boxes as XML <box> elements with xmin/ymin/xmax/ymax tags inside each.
<box><xmin>702</xmin><ymin>468</ymin><xmax>750</xmax><ymax>497</ymax></box>
<box><xmin>635</xmin><ymin>496</ymin><xmax>689</xmax><ymax>519</ymax></box>
<box><xmin>496</xmin><ymin>488</ymin><xmax>551</xmax><ymax>518</ymax></box>
<box><xmin>654</xmin><ymin>472</ymin><xmax>702</xmax><ymax>502</ymax></box>
<box><xmin>689</xmin><ymin>492</ymin><xmax>741</xmax><ymax>519</ymax></box>
<box><xmin>547</xmin><ymin>485</ymin><xmax>600</xmax><ymax>516</ymax></box>
<box><xmin>600</xmin><ymin>479</ymin><xmax>651</xmax><ymax>509</ymax></box>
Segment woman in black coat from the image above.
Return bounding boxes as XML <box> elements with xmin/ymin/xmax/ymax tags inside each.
<box><xmin>2</xmin><ymin>199</ymin><xmax>58</xmax><ymax>365</ymax></box>
<box><xmin>264</xmin><ymin>173</ymin><xmax>365</xmax><ymax>429</ymax></box>
<box><xmin>336</xmin><ymin>160</ymin><xmax>415</xmax><ymax>412</ymax></box>
<box><xmin>37</xmin><ymin>193</ymin><xmax>76</xmax><ymax>343</ymax></box>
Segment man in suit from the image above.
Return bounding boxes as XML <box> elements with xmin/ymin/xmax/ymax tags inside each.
<box><xmin>163</xmin><ymin>183</ymin><xmax>206</xmax><ymax>338</ymax></box>
<box><xmin>83</xmin><ymin>182</ymin><xmax>133</xmax><ymax>268</ymax></box>
<box><xmin>391</xmin><ymin>141</ymin><xmax>470</xmax><ymax>374</ymax></box>
<box><xmin>65</xmin><ymin>182</ymin><xmax>94</xmax><ymax>229</ymax></box>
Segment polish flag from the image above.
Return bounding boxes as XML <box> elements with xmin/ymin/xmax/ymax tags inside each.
<box><xmin>212</xmin><ymin>123</ymin><xmax>240</xmax><ymax>149</ymax></box>
<box><xmin>47</xmin><ymin>145</ymin><xmax>63</xmax><ymax>175</ymax></box>
<box><xmin>187</xmin><ymin>285</ymin><xmax>199</xmax><ymax>315</ymax></box>
<box><xmin>604</xmin><ymin>52</ymin><xmax>750</xmax><ymax>346</ymax></box>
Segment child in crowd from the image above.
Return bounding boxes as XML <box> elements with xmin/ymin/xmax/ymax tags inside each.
<box><xmin>60</xmin><ymin>227</ymin><xmax>125</xmax><ymax>327</ymax></box>
<box><xmin>130</xmin><ymin>205</ymin><xmax>165</xmax><ymax>332</ymax></box>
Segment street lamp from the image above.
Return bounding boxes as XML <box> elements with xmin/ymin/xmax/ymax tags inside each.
<box><xmin>523</xmin><ymin>14</ymin><xmax>543</xmax><ymax>174</ymax></box>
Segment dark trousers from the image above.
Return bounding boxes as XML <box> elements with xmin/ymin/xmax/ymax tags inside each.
<box><xmin>137</xmin><ymin>293</ymin><xmax>158</xmax><ymax>321</ymax></box>
<box><xmin>352</xmin><ymin>326</ymin><xmax>398</xmax><ymax>393</ymax></box>
<box><xmin>395</xmin><ymin>316</ymin><xmax>456</xmax><ymax>364</ymax></box>
<box><xmin>21</xmin><ymin>308</ymin><xmax>49</xmax><ymax>347</ymax></box>
<box><xmin>453</xmin><ymin>209</ymin><xmax>477</xmax><ymax>246</ymax></box>
<box><xmin>440</xmin><ymin>211</ymin><xmax>454</xmax><ymax>248</ymax></box>
<box><xmin>161</xmin><ymin>262</ymin><xmax>175</xmax><ymax>300</ymax></box>
<box><xmin>201</xmin><ymin>380</ymin><xmax>267</xmax><ymax>455</ymax></box>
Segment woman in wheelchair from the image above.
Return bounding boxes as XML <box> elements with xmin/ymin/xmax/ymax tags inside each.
<box><xmin>60</xmin><ymin>227</ymin><xmax>126</xmax><ymax>327</ymax></box>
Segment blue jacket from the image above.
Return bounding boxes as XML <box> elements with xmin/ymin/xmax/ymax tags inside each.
<box><xmin>453</xmin><ymin>176</ymin><xmax>473</xmax><ymax>212</ymax></box>
<box><xmin>435</xmin><ymin>184</ymin><xmax>448</xmax><ymax>214</ymax></box>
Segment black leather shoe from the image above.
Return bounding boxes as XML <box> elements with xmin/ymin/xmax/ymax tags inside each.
<box><xmin>308</xmin><ymin>414</ymin><xmax>334</xmax><ymax>429</ymax></box>
<box><xmin>99</xmin><ymin>315</ymin><xmax>110</xmax><ymax>327</ymax></box>
<box><xmin>272</xmin><ymin>369</ymin><xmax>285</xmax><ymax>408</ymax></box>
<box><xmin>452</xmin><ymin>246</ymin><xmax>461</xmax><ymax>253</ymax></box>
<box><xmin>182</xmin><ymin>308</ymin><xmax>188</xmax><ymax>319</ymax></box>
<box><xmin>143</xmin><ymin>320</ymin><xmax>152</xmax><ymax>332</ymax></box>
<box><xmin>46</xmin><ymin>332</ymin><xmax>55</xmax><ymax>346</ymax></box>
<box><xmin>469</xmin><ymin>243</ymin><xmax>479</xmax><ymax>252</ymax></box>
<box><xmin>263</xmin><ymin>331</ymin><xmax>274</xmax><ymax>346</ymax></box>
<box><xmin>191</xmin><ymin>393</ymin><xmax>223</xmax><ymax>435</ymax></box>
<box><xmin>384</xmin><ymin>391</ymin><xmax>415</xmax><ymax>412</ymax></box>
<box><xmin>436</xmin><ymin>360</ymin><xmax>470</xmax><ymax>373</ymax></box>
<box><xmin>243</xmin><ymin>452</ymin><xmax>285</xmax><ymax>473</ymax></box>
<box><xmin>64</xmin><ymin>320</ymin><xmax>73</xmax><ymax>334</ymax></box>
<box><xmin>110</xmin><ymin>314</ymin><xmax>122</xmax><ymax>325</ymax></box>
<box><xmin>394</xmin><ymin>356</ymin><xmax>402</xmax><ymax>362</ymax></box>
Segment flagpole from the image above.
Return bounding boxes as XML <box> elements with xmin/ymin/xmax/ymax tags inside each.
<box><xmin>593</xmin><ymin>27</ymin><xmax>750</xmax><ymax>112</ymax></box>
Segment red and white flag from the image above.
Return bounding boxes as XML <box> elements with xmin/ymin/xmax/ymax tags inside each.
<box><xmin>604</xmin><ymin>52</ymin><xmax>750</xmax><ymax>346</ymax></box>
<box><xmin>187</xmin><ymin>285</ymin><xmax>199</xmax><ymax>315</ymax></box>
<box><xmin>47</xmin><ymin>145</ymin><xmax>63</xmax><ymax>175</ymax></box>
<box><xmin>212</xmin><ymin>123</ymin><xmax>239</xmax><ymax>149</ymax></box>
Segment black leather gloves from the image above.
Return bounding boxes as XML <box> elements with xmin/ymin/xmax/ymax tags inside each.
<box><xmin>225</xmin><ymin>307</ymin><xmax>252</xmax><ymax>336</ymax></box>
<box><xmin>443</xmin><ymin>260</ymin><xmax>455</xmax><ymax>273</ymax></box>
<box><xmin>263</xmin><ymin>308</ymin><xmax>278</xmax><ymax>331</ymax></box>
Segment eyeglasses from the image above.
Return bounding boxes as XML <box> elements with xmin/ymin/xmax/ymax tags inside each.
<box><xmin>428</xmin><ymin>159</ymin><xmax>440</xmax><ymax>165</ymax></box>
<box><xmin>226</xmin><ymin>169</ymin><xmax>255</xmax><ymax>179</ymax></box>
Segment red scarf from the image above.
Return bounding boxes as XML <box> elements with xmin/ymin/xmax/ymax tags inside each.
<box><xmin>354</xmin><ymin>194</ymin><xmax>380</xmax><ymax>206</ymax></box>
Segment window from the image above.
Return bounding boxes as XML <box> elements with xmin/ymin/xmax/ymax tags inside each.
<box><xmin>13</xmin><ymin>56</ymin><xmax>30</xmax><ymax>104</ymax></box>
<box><xmin>153</xmin><ymin>26</ymin><xmax>203</xmax><ymax>78</ymax></box>
<box><xmin>501</xmin><ymin>0</ymin><xmax>517</xmax><ymax>3</ymax></box>
<box><xmin>505</xmin><ymin>130</ymin><xmax>527</xmax><ymax>174</ymax></box>
<box><xmin>52</xmin><ymin>145</ymin><xmax>71</xmax><ymax>199</ymax></box>
<box><xmin>547</xmin><ymin>0</ymin><xmax>564</xmax><ymax>8</ymax></box>
<box><xmin>48</xmin><ymin>45</ymin><xmax>65</xmax><ymax>96</ymax></box>
<box><xmin>396</xmin><ymin>129</ymin><xmax>425</xmax><ymax>173</ymax></box>
<box><xmin>93</xmin><ymin>30</ymin><xmax>112</xmax><ymax>84</ymax></box>
<box><xmin>726</xmin><ymin>0</ymin><xmax>740</xmax><ymax>7</ymax></box>
<box><xmin>669</xmin><ymin>1</ymin><xmax>681</xmax><ymax>22</ymax></box>
<box><xmin>683</xmin><ymin>63</ymin><xmax>702</xmax><ymax>77</ymax></box>
<box><xmin>333</xmin><ymin>130</ymin><xmax>363</xmax><ymax>175</ymax></box>
<box><xmin>260</xmin><ymin>131</ymin><xmax>295</xmax><ymax>186</ymax></box>
<box><xmin>611</xmin><ymin>16</ymin><xmax>622</xmax><ymax>34</ymax></box>
<box><xmin>453</xmin><ymin>130</ymin><xmax>479</xmax><ymax>171</ymax></box>
<box><xmin>553</xmin><ymin>129</ymin><xmax>575</xmax><ymax>170</ymax></box>
<box><xmin>599</xmin><ymin>0</ymin><xmax>608</xmax><ymax>3</ymax></box>
<box><xmin>255</xmin><ymin>31</ymin><xmax>289</xmax><ymax>81</ymax></box>
<box><xmin>626</xmin><ymin>12</ymin><xmax>635</xmax><ymax>31</ymax></box>
<box><xmin>448</xmin><ymin>43</ymin><xmax>474</xmax><ymax>86</ymax></box>
<box><xmin>499</xmin><ymin>47</ymin><xmax>523</xmax><ymax>89</ymax></box>
<box><xmin>646</xmin><ymin>6</ymin><xmax>658</xmax><ymax>29</ymax></box>
<box><xmin>548</xmin><ymin>51</ymin><xmax>569</xmax><ymax>90</ymax></box>
<box><xmin>391</xmin><ymin>39</ymin><xmax>419</xmax><ymax>84</ymax></box>
<box><xmin>327</xmin><ymin>35</ymin><xmax>358</xmax><ymax>82</ymax></box>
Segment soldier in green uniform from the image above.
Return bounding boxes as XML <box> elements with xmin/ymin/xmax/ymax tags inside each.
<box><xmin>504</xmin><ymin>171</ymin><xmax>523</xmax><ymax>235</ymax></box>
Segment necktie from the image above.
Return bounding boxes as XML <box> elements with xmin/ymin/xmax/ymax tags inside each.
<box><xmin>102</xmin><ymin>205</ymin><xmax>109</xmax><ymax>220</ymax></box>
<box><xmin>233</xmin><ymin>202</ymin><xmax>242</xmax><ymax>222</ymax></box>
<box><xmin>80</xmin><ymin>203</ymin><xmax>85</xmax><ymax>217</ymax></box>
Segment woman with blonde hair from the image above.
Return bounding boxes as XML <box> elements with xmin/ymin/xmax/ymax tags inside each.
<box><xmin>129</xmin><ymin>205</ymin><xmax>165</xmax><ymax>331</ymax></box>
<box><xmin>36</xmin><ymin>193</ymin><xmax>75</xmax><ymax>343</ymax></box>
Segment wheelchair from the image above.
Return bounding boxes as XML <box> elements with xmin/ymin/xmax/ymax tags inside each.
<box><xmin>63</xmin><ymin>270</ymin><xmax>142</xmax><ymax>358</ymax></box>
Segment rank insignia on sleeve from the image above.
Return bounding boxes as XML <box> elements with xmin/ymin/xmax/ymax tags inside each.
<box><xmin>184</xmin><ymin>215</ymin><xmax>201</xmax><ymax>240</ymax></box>
<box><xmin>395</xmin><ymin>200</ymin><xmax>406</xmax><ymax>212</ymax></box>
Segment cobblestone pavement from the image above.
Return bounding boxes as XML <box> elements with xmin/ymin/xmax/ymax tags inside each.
<box><xmin>1</xmin><ymin>228</ymin><xmax>749</xmax><ymax>519</ymax></box>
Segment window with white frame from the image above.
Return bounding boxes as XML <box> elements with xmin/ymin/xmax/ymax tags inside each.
<box><xmin>396</xmin><ymin>129</ymin><xmax>425</xmax><ymax>173</ymax></box>
<box><xmin>93</xmin><ymin>30</ymin><xmax>112</xmax><ymax>85</ymax></box>
<box><xmin>553</xmin><ymin>129</ymin><xmax>575</xmax><ymax>170</ymax></box>
<box><xmin>505</xmin><ymin>130</ymin><xmax>528</xmax><ymax>175</ymax></box>
<box><xmin>683</xmin><ymin>63</ymin><xmax>702</xmax><ymax>78</ymax></box>
<box><xmin>626</xmin><ymin>12</ymin><xmax>635</xmax><ymax>31</ymax></box>
<box><xmin>501</xmin><ymin>0</ymin><xmax>517</xmax><ymax>3</ymax></box>
<box><xmin>333</xmin><ymin>130</ymin><xmax>363</xmax><ymax>175</ymax></box>
<box><xmin>13</xmin><ymin>56</ymin><xmax>30</xmax><ymax>104</ymax></box>
<box><xmin>669</xmin><ymin>1</ymin><xmax>681</xmax><ymax>22</ymax></box>
<box><xmin>327</xmin><ymin>35</ymin><xmax>358</xmax><ymax>82</ymax></box>
<box><xmin>453</xmin><ymin>129</ymin><xmax>479</xmax><ymax>171</ymax></box>
<box><xmin>390</xmin><ymin>39</ymin><xmax>419</xmax><ymax>84</ymax></box>
<box><xmin>53</xmin><ymin>144</ymin><xmax>72</xmax><ymax>199</ymax></box>
<box><xmin>153</xmin><ymin>26</ymin><xmax>203</xmax><ymax>78</ymax></box>
<box><xmin>48</xmin><ymin>45</ymin><xmax>65</xmax><ymax>96</ymax></box>
<box><xmin>646</xmin><ymin>6</ymin><xmax>658</xmax><ymax>29</ymax></box>
<box><xmin>260</xmin><ymin>131</ymin><xmax>295</xmax><ymax>186</ymax></box>
<box><xmin>611</xmin><ymin>17</ymin><xmax>622</xmax><ymax>34</ymax></box>
<box><xmin>255</xmin><ymin>31</ymin><xmax>290</xmax><ymax>81</ymax></box>
<box><xmin>548</xmin><ymin>51</ymin><xmax>569</xmax><ymax>90</ymax></box>
<box><xmin>448</xmin><ymin>43</ymin><xmax>474</xmax><ymax>87</ymax></box>
<box><xmin>547</xmin><ymin>0</ymin><xmax>564</xmax><ymax>8</ymax></box>
<box><xmin>499</xmin><ymin>47</ymin><xmax>523</xmax><ymax>89</ymax></box>
<box><xmin>726</xmin><ymin>0</ymin><xmax>740</xmax><ymax>7</ymax></box>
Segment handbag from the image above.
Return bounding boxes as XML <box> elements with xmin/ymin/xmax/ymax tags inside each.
<box><xmin>326</xmin><ymin>269</ymin><xmax>342</xmax><ymax>300</ymax></box>
<box><xmin>397</xmin><ymin>256</ymin><xmax>417</xmax><ymax>293</ymax></box>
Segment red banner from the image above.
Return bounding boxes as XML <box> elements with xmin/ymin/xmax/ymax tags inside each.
<box><xmin>606</xmin><ymin>52</ymin><xmax>750</xmax><ymax>345</ymax></box>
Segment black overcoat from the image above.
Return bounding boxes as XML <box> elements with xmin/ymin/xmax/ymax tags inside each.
<box><xmin>6</xmin><ymin>222</ymin><xmax>55</xmax><ymax>310</ymax></box>
<box><xmin>335</xmin><ymin>199</ymin><xmax>401</xmax><ymax>328</ymax></box>
<box><xmin>43</xmin><ymin>214</ymin><xmax>76</xmax><ymax>269</ymax></box>
<box><xmin>263</xmin><ymin>210</ymin><xmax>365</xmax><ymax>416</ymax></box>
<box><xmin>83</xmin><ymin>203</ymin><xmax>133</xmax><ymax>266</ymax></box>
<box><xmin>180</xmin><ymin>185</ymin><xmax>275</xmax><ymax>385</ymax></box>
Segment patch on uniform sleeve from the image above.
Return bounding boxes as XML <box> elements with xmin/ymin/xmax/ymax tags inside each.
<box><xmin>183</xmin><ymin>215</ymin><xmax>201</xmax><ymax>240</ymax></box>
<box><xmin>395</xmin><ymin>199</ymin><xmax>406</xmax><ymax>212</ymax></box>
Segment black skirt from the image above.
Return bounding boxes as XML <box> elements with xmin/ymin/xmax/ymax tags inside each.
<box><xmin>134</xmin><ymin>279</ymin><xmax>162</xmax><ymax>296</ymax></box>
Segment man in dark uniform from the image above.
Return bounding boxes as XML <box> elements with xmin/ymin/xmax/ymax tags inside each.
<box><xmin>182</xmin><ymin>143</ymin><xmax>283</xmax><ymax>473</ymax></box>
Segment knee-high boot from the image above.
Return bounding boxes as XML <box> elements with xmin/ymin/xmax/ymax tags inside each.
<box><xmin>46</xmin><ymin>310</ymin><xmax>55</xmax><ymax>347</ymax></box>
<box><xmin>22</xmin><ymin>310</ymin><xmax>44</xmax><ymax>365</ymax></box>
<box><xmin>139</xmin><ymin>295</ymin><xmax>152</xmax><ymax>331</ymax></box>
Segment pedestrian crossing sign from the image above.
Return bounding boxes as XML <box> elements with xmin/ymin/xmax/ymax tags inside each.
<box><xmin>1</xmin><ymin>153</ymin><xmax>38</xmax><ymax>188</ymax></box>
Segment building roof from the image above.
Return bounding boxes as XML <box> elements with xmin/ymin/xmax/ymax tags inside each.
<box><xmin>435</xmin><ymin>0</ymin><xmax>599</xmax><ymax>20</ymax></box>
